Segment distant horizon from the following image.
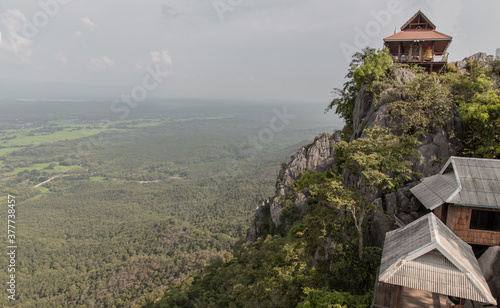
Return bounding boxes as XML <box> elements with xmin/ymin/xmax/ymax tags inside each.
<box><xmin>1</xmin><ymin>47</ymin><xmax>497</xmax><ymax>104</ymax></box>
<box><xmin>1</xmin><ymin>1</ymin><xmax>499</xmax><ymax>103</ymax></box>
<box><xmin>0</xmin><ymin>80</ymin><xmax>335</xmax><ymax>104</ymax></box>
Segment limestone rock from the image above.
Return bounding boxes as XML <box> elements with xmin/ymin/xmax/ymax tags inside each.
<box><xmin>385</xmin><ymin>193</ymin><xmax>397</xmax><ymax>215</ymax></box>
<box><xmin>270</xmin><ymin>197</ymin><xmax>283</xmax><ymax>227</ymax></box>
<box><xmin>277</xmin><ymin>132</ymin><xmax>340</xmax><ymax>200</ymax></box>
<box><xmin>352</xmin><ymin>89</ymin><xmax>374</xmax><ymax>140</ymax></box>
<box><xmin>478</xmin><ymin>246</ymin><xmax>500</xmax><ymax>304</ymax></box>
<box><xmin>410</xmin><ymin>196</ymin><xmax>422</xmax><ymax>213</ymax></box>
<box><xmin>396</xmin><ymin>188</ymin><xmax>411</xmax><ymax>214</ymax></box>
<box><xmin>397</xmin><ymin>213</ymin><xmax>414</xmax><ymax>225</ymax></box>
<box><xmin>465</xmin><ymin>52</ymin><xmax>488</xmax><ymax>63</ymax></box>
<box><xmin>412</xmin><ymin>125</ymin><xmax>459</xmax><ymax>177</ymax></box>
<box><xmin>394</xmin><ymin>68</ymin><xmax>416</xmax><ymax>85</ymax></box>
<box><xmin>454</xmin><ymin>52</ymin><xmax>495</xmax><ymax>74</ymax></box>
<box><xmin>368</xmin><ymin>198</ymin><xmax>390</xmax><ymax>248</ymax></box>
<box><xmin>247</xmin><ymin>201</ymin><xmax>271</xmax><ymax>242</ymax></box>
<box><xmin>248</xmin><ymin>58</ymin><xmax>475</xmax><ymax>244</ymax></box>
<box><xmin>248</xmin><ymin>131</ymin><xmax>342</xmax><ymax>238</ymax></box>
<box><xmin>294</xmin><ymin>192</ymin><xmax>308</xmax><ymax>218</ymax></box>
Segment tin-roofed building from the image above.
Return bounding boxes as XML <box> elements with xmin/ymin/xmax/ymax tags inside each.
<box><xmin>410</xmin><ymin>156</ymin><xmax>500</xmax><ymax>246</ymax></box>
<box><xmin>372</xmin><ymin>213</ymin><xmax>497</xmax><ymax>307</ymax></box>
<box><xmin>383</xmin><ymin>10</ymin><xmax>452</xmax><ymax>73</ymax></box>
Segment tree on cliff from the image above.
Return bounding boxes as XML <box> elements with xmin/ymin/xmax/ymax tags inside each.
<box><xmin>312</xmin><ymin>126</ymin><xmax>419</xmax><ymax>261</ymax></box>
<box><xmin>326</xmin><ymin>48</ymin><xmax>393</xmax><ymax>138</ymax></box>
<box><xmin>458</xmin><ymin>73</ymin><xmax>500</xmax><ymax>158</ymax></box>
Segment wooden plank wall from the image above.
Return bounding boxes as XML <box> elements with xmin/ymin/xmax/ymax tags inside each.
<box><xmin>434</xmin><ymin>205</ymin><xmax>444</xmax><ymax>222</ymax></box>
<box><xmin>372</xmin><ymin>282</ymin><xmax>398</xmax><ymax>308</ymax></box>
<box><xmin>447</xmin><ymin>205</ymin><xmax>500</xmax><ymax>246</ymax></box>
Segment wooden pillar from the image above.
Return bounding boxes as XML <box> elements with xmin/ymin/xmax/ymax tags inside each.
<box><xmin>432</xmin><ymin>41</ymin><xmax>435</xmax><ymax>59</ymax></box>
<box><xmin>398</xmin><ymin>42</ymin><xmax>401</xmax><ymax>62</ymax></box>
<box><xmin>432</xmin><ymin>293</ymin><xmax>441</xmax><ymax>308</ymax></box>
<box><xmin>383</xmin><ymin>283</ymin><xmax>392</xmax><ymax>307</ymax></box>
<box><xmin>395</xmin><ymin>286</ymin><xmax>402</xmax><ymax>308</ymax></box>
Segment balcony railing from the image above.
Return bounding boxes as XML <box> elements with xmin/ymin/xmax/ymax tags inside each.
<box><xmin>392</xmin><ymin>52</ymin><xmax>448</xmax><ymax>63</ymax></box>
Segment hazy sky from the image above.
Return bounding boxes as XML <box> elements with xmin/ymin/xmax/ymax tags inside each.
<box><xmin>0</xmin><ymin>0</ymin><xmax>499</xmax><ymax>102</ymax></box>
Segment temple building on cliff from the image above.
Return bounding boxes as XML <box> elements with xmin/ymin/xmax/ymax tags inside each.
<box><xmin>383</xmin><ymin>10</ymin><xmax>452</xmax><ymax>73</ymax></box>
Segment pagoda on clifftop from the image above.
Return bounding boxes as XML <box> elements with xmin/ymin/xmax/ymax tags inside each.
<box><xmin>383</xmin><ymin>10</ymin><xmax>452</xmax><ymax>73</ymax></box>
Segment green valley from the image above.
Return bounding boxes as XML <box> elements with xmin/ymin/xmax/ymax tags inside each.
<box><xmin>0</xmin><ymin>99</ymin><xmax>339</xmax><ymax>307</ymax></box>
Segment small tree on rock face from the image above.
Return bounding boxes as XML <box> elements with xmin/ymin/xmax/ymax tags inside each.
<box><xmin>459</xmin><ymin>74</ymin><xmax>500</xmax><ymax>158</ymax></box>
<box><xmin>326</xmin><ymin>48</ymin><xmax>394</xmax><ymax>139</ymax></box>
<box><xmin>353</xmin><ymin>49</ymin><xmax>393</xmax><ymax>87</ymax></box>
<box><xmin>313</xmin><ymin>126</ymin><xmax>420</xmax><ymax>261</ymax></box>
<box><xmin>326</xmin><ymin>48</ymin><xmax>373</xmax><ymax>138</ymax></box>
<box><xmin>390</xmin><ymin>72</ymin><xmax>454</xmax><ymax>135</ymax></box>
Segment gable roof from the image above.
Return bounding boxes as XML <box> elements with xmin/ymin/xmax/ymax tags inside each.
<box><xmin>379</xmin><ymin>213</ymin><xmax>497</xmax><ymax>305</ymax></box>
<box><xmin>401</xmin><ymin>10</ymin><xmax>436</xmax><ymax>31</ymax></box>
<box><xmin>410</xmin><ymin>156</ymin><xmax>500</xmax><ymax>210</ymax></box>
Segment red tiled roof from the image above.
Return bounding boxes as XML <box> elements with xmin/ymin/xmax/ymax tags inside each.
<box><xmin>384</xmin><ymin>30</ymin><xmax>452</xmax><ymax>41</ymax></box>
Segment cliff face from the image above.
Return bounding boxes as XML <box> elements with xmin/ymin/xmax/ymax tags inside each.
<box><xmin>478</xmin><ymin>246</ymin><xmax>500</xmax><ymax>304</ymax></box>
<box><xmin>352</xmin><ymin>68</ymin><xmax>465</xmax><ymax>177</ymax></box>
<box><xmin>247</xmin><ymin>67</ymin><xmax>466</xmax><ymax>247</ymax></box>
<box><xmin>247</xmin><ymin>132</ymin><xmax>342</xmax><ymax>241</ymax></box>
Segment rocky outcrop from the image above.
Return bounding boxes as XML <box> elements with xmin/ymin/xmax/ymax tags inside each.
<box><xmin>273</xmin><ymin>132</ymin><xmax>342</xmax><ymax>224</ymax></box>
<box><xmin>248</xmin><ymin>65</ymin><xmax>469</xmax><ymax>245</ymax></box>
<box><xmin>247</xmin><ymin>132</ymin><xmax>342</xmax><ymax>240</ymax></box>
<box><xmin>352</xmin><ymin>68</ymin><xmax>464</xmax><ymax>177</ymax></box>
<box><xmin>352</xmin><ymin>68</ymin><xmax>415</xmax><ymax>141</ymax></box>
<box><xmin>351</xmin><ymin>67</ymin><xmax>466</xmax><ymax>245</ymax></box>
<box><xmin>478</xmin><ymin>246</ymin><xmax>500</xmax><ymax>305</ymax></box>
<box><xmin>411</xmin><ymin>118</ymin><xmax>465</xmax><ymax>177</ymax></box>
<box><xmin>453</xmin><ymin>52</ymin><xmax>496</xmax><ymax>74</ymax></box>
<box><xmin>275</xmin><ymin>132</ymin><xmax>341</xmax><ymax>201</ymax></box>
<box><xmin>247</xmin><ymin>200</ymin><xmax>271</xmax><ymax>242</ymax></box>
<box><xmin>366</xmin><ymin>182</ymin><xmax>426</xmax><ymax>248</ymax></box>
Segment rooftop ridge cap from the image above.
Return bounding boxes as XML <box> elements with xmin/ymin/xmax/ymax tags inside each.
<box><xmin>443</xmin><ymin>158</ymin><xmax>462</xmax><ymax>203</ymax></box>
<box><xmin>429</xmin><ymin>214</ymin><xmax>438</xmax><ymax>244</ymax></box>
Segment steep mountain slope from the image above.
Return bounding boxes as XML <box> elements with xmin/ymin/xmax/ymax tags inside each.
<box><xmin>153</xmin><ymin>52</ymin><xmax>500</xmax><ymax>307</ymax></box>
<box><xmin>248</xmin><ymin>67</ymin><xmax>465</xmax><ymax>248</ymax></box>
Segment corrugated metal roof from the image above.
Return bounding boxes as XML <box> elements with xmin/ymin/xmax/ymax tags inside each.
<box><xmin>410</xmin><ymin>156</ymin><xmax>500</xmax><ymax>209</ymax></box>
<box><xmin>378</xmin><ymin>213</ymin><xmax>497</xmax><ymax>305</ymax></box>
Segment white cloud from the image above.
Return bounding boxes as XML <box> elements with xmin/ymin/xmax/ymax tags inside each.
<box><xmin>0</xmin><ymin>9</ymin><xmax>32</xmax><ymax>59</ymax></box>
<box><xmin>81</xmin><ymin>17</ymin><xmax>98</xmax><ymax>31</ymax></box>
<box><xmin>88</xmin><ymin>56</ymin><xmax>115</xmax><ymax>70</ymax></box>
<box><xmin>0</xmin><ymin>0</ymin><xmax>499</xmax><ymax>101</ymax></box>
<box><xmin>136</xmin><ymin>50</ymin><xmax>173</xmax><ymax>71</ymax></box>
<box><xmin>151</xmin><ymin>50</ymin><xmax>172</xmax><ymax>66</ymax></box>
